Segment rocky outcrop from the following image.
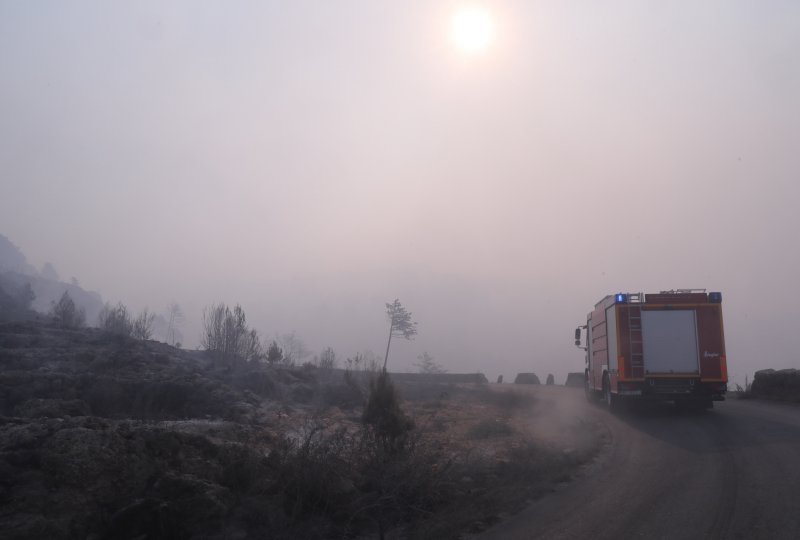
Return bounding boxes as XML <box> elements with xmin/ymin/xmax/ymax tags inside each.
<box><xmin>514</xmin><ymin>373</ymin><xmax>540</xmax><ymax>385</ymax></box>
<box><xmin>565</xmin><ymin>373</ymin><xmax>585</xmax><ymax>388</ymax></box>
<box><xmin>750</xmin><ymin>369</ymin><xmax>800</xmax><ymax>401</ymax></box>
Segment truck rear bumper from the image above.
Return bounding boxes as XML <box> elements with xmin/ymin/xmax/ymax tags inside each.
<box><xmin>616</xmin><ymin>378</ymin><xmax>727</xmax><ymax>402</ymax></box>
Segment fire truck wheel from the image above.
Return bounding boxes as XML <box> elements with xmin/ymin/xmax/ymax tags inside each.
<box><xmin>603</xmin><ymin>373</ymin><xmax>617</xmax><ymax>411</ymax></box>
<box><xmin>584</xmin><ymin>372</ymin><xmax>594</xmax><ymax>402</ymax></box>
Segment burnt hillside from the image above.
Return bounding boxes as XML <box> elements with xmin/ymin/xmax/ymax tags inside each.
<box><xmin>0</xmin><ymin>321</ymin><xmax>354</xmax><ymax>539</ymax></box>
<box><xmin>0</xmin><ymin>322</ymin><xmax>602</xmax><ymax>540</ymax></box>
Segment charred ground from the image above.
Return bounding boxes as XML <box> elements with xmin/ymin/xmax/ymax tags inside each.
<box><xmin>0</xmin><ymin>321</ymin><xmax>604</xmax><ymax>539</ymax></box>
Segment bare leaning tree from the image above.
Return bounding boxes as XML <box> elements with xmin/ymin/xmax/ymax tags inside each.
<box><xmin>383</xmin><ymin>299</ymin><xmax>417</xmax><ymax>370</ymax></box>
<box><xmin>363</xmin><ymin>300</ymin><xmax>417</xmax><ymax>459</ymax></box>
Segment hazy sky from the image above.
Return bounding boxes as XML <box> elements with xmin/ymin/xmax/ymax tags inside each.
<box><xmin>2</xmin><ymin>1</ymin><xmax>798</xmax><ymax>383</ymax></box>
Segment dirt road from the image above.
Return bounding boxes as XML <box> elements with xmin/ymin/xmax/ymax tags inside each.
<box><xmin>476</xmin><ymin>389</ymin><xmax>800</xmax><ymax>540</ymax></box>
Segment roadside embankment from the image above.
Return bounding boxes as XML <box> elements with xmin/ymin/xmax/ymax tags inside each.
<box><xmin>750</xmin><ymin>369</ymin><xmax>800</xmax><ymax>402</ymax></box>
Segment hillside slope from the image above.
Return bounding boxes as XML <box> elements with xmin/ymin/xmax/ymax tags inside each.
<box><xmin>0</xmin><ymin>321</ymin><xmax>337</xmax><ymax>539</ymax></box>
<box><xmin>1</xmin><ymin>321</ymin><xmax>605</xmax><ymax>539</ymax></box>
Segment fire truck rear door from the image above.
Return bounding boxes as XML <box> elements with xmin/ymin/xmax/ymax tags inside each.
<box><xmin>641</xmin><ymin>310</ymin><xmax>700</xmax><ymax>374</ymax></box>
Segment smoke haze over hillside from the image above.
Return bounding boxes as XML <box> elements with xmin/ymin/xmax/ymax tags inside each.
<box><xmin>2</xmin><ymin>1</ymin><xmax>799</xmax><ymax>383</ymax></box>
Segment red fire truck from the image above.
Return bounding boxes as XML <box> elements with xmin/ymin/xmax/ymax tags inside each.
<box><xmin>575</xmin><ymin>290</ymin><xmax>728</xmax><ymax>409</ymax></box>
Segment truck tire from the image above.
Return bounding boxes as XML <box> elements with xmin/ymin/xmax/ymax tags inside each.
<box><xmin>603</xmin><ymin>373</ymin><xmax>618</xmax><ymax>412</ymax></box>
<box><xmin>584</xmin><ymin>371</ymin><xmax>594</xmax><ymax>402</ymax></box>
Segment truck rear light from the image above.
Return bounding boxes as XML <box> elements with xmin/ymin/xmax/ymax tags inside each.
<box><xmin>617</xmin><ymin>356</ymin><xmax>625</xmax><ymax>378</ymax></box>
<box><xmin>720</xmin><ymin>355</ymin><xmax>728</xmax><ymax>381</ymax></box>
<box><xmin>709</xmin><ymin>292</ymin><xmax>722</xmax><ymax>303</ymax></box>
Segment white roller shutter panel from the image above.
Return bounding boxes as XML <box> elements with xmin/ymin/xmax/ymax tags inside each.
<box><xmin>641</xmin><ymin>310</ymin><xmax>699</xmax><ymax>374</ymax></box>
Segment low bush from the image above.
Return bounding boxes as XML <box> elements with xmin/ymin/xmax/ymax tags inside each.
<box><xmin>476</xmin><ymin>387</ymin><xmax>535</xmax><ymax>411</ymax></box>
<box><xmin>224</xmin><ymin>419</ymin><xmax>456</xmax><ymax>539</ymax></box>
<box><xmin>98</xmin><ymin>302</ymin><xmax>133</xmax><ymax>336</ymax></box>
<box><xmin>267</xmin><ymin>427</ymin><xmax>356</xmax><ymax>529</ymax></box>
<box><xmin>467</xmin><ymin>418</ymin><xmax>515</xmax><ymax>439</ymax></box>
<box><xmin>320</xmin><ymin>380</ymin><xmax>364</xmax><ymax>410</ymax></box>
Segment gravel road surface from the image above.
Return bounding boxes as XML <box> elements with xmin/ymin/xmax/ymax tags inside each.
<box><xmin>477</xmin><ymin>391</ymin><xmax>800</xmax><ymax>540</ymax></box>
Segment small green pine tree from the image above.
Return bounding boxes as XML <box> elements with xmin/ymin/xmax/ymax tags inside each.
<box><xmin>363</xmin><ymin>369</ymin><xmax>413</xmax><ymax>451</ymax></box>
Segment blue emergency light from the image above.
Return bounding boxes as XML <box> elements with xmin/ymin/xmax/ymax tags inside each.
<box><xmin>615</xmin><ymin>293</ymin><xmax>627</xmax><ymax>303</ymax></box>
<box><xmin>709</xmin><ymin>292</ymin><xmax>722</xmax><ymax>303</ymax></box>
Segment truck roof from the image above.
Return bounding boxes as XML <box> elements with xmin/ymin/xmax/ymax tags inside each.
<box><xmin>594</xmin><ymin>289</ymin><xmax>722</xmax><ymax>309</ymax></box>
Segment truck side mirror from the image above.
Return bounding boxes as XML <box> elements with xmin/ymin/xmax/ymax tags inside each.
<box><xmin>574</xmin><ymin>327</ymin><xmax>581</xmax><ymax>347</ymax></box>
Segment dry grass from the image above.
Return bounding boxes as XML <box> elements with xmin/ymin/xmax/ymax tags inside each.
<box><xmin>0</xmin><ymin>322</ymin><xmax>605</xmax><ymax>539</ymax></box>
<box><xmin>245</xmin><ymin>383</ymin><xmax>605</xmax><ymax>538</ymax></box>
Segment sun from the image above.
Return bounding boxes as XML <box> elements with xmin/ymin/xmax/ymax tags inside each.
<box><xmin>450</xmin><ymin>6</ymin><xmax>494</xmax><ymax>54</ymax></box>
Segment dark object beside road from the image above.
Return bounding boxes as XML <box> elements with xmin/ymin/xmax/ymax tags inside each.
<box><xmin>514</xmin><ymin>373</ymin><xmax>540</xmax><ymax>385</ymax></box>
<box><xmin>564</xmin><ymin>373</ymin><xmax>584</xmax><ymax>388</ymax></box>
<box><xmin>751</xmin><ymin>369</ymin><xmax>800</xmax><ymax>402</ymax></box>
